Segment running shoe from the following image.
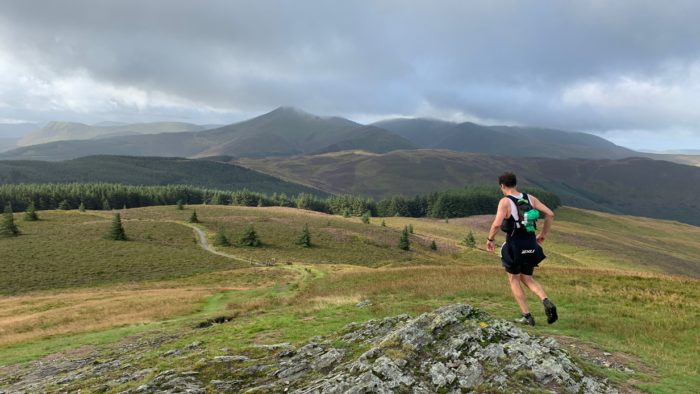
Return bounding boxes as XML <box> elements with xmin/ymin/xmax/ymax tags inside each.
<box><xmin>514</xmin><ymin>314</ymin><xmax>535</xmax><ymax>326</ymax></box>
<box><xmin>543</xmin><ymin>298</ymin><xmax>558</xmax><ymax>324</ymax></box>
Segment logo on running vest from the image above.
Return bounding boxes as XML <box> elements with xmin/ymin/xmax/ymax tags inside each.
<box><xmin>521</xmin><ymin>249</ymin><xmax>535</xmax><ymax>254</ymax></box>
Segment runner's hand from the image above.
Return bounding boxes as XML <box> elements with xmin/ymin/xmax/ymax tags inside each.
<box><xmin>536</xmin><ymin>235</ymin><xmax>545</xmax><ymax>244</ymax></box>
<box><xmin>486</xmin><ymin>240</ymin><xmax>495</xmax><ymax>252</ymax></box>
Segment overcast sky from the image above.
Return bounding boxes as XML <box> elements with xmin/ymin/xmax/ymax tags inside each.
<box><xmin>1</xmin><ymin>0</ymin><xmax>699</xmax><ymax>150</ymax></box>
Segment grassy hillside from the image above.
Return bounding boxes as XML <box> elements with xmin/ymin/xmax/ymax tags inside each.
<box><xmin>237</xmin><ymin>149</ymin><xmax>700</xmax><ymax>226</ymax></box>
<box><xmin>0</xmin><ymin>205</ymin><xmax>698</xmax><ymax>392</ymax></box>
<box><xmin>0</xmin><ymin>155</ymin><xmax>327</xmax><ymax>196</ymax></box>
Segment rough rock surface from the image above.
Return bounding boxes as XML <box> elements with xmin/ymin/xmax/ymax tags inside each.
<box><xmin>0</xmin><ymin>304</ymin><xmax>621</xmax><ymax>393</ymax></box>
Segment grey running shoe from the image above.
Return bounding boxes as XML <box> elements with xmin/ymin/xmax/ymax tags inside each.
<box><xmin>514</xmin><ymin>314</ymin><xmax>535</xmax><ymax>326</ymax></box>
<box><xmin>543</xmin><ymin>298</ymin><xmax>558</xmax><ymax>324</ymax></box>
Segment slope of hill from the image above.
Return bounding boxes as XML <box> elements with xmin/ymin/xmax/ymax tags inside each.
<box><xmin>374</xmin><ymin>118</ymin><xmax>637</xmax><ymax>159</ymax></box>
<box><xmin>0</xmin><ymin>155</ymin><xmax>327</xmax><ymax>196</ymax></box>
<box><xmin>237</xmin><ymin>149</ymin><xmax>700</xmax><ymax>226</ymax></box>
<box><xmin>0</xmin><ymin>205</ymin><xmax>697</xmax><ymax>393</ymax></box>
<box><xmin>17</xmin><ymin>121</ymin><xmax>208</xmax><ymax>146</ymax></box>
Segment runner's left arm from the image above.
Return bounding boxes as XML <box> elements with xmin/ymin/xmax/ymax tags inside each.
<box><xmin>531</xmin><ymin>195</ymin><xmax>554</xmax><ymax>243</ymax></box>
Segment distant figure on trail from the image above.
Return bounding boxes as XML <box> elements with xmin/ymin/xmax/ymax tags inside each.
<box><xmin>485</xmin><ymin>172</ymin><xmax>558</xmax><ymax>326</ymax></box>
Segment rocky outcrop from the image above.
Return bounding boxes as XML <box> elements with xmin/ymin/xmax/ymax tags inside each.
<box><xmin>0</xmin><ymin>304</ymin><xmax>620</xmax><ymax>393</ymax></box>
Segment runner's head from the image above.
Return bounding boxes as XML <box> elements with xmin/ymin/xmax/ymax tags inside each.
<box><xmin>498</xmin><ymin>172</ymin><xmax>517</xmax><ymax>194</ymax></box>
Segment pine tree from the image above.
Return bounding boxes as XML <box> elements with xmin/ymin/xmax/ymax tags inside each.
<box><xmin>176</xmin><ymin>200</ymin><xmax>184</xmax><ymax>210</ymax></box>
<box><xmin>407</xmin><ymin>223</ymin><xmax>414</xmax><ymax>234</ymax></box>
<box><xmin>398</xmin><ymin>225</ymin><xmax>410</xmax><ymax>251</ymax></box>
<box><xmin>296</xmin><ymin>223</ymin><xmax>312</xmax><ymax>247</ymax></box>
<box><xmin>189</xmin><ymin>210</ymin><xmax>199</xmax><ymax>223</ymax></box>
<box><xmin>257</xmin><ymin>198</ymin><xmax>263</xmax><ymax>207</ymax></box>
<box><xmin>239</xmin><ymin>224</ymin><xmax>261</xmax><ymax>247</ymax></box>
<box><xmin>444</xmin><ymin>215</ymin><xmax>449</xmax><ymax>223</ymax></box>
<box><xmin>463</xmin><ymin>230</ymin><xmax>476</xmax><ymax>248</ymax></box>
<box><xmin>102</xmin><ymin>197</ymin><xmax>111</xmax><ymax>211</ymax></box>
<box><xmin>380</xmin><ymin>219</ymin><xmax>386</xmax><ymax>227</ymax></box>
<box><xmin>79</xmin><ymin>202</ymin><xmax>86</xmax><ymax>212</ymax></box>
<box><xmin>0</xmin><ymin>203</ymin><xmax>20</xmax><ymax>238</ymax></box>
<box><xmin>24</xmin><ymin>202</ymin><xmax>39</xmax><ymax>221</ymax></box>
<box><xmin>58</xmin><ymin>200</ymin><xmax>70</xmax><ymax>210</ymax></box>
<box><xmin>105</xmin><ymin>213</ymin><xmax>127</xmax><ymax>241</ymax></box>
<box><xmin>361</xmin><ymin>211</ymin><xmax>371</xmax><ymax>224</ymax></box>
<box><xmin>430</xmin><ymin>240</ymin><xmax>437</xmax><ymax>250</ymax></box>
<box><xmin>214</xmin><ymin>227</ymin><xmax>231</xmax><ymax>246</ymax></box>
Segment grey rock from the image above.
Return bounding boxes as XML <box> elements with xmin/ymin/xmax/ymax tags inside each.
<box><xmin>212</xmin><ymin>355</ymin><xmax>250</xmax><ymax>363</ymax></box>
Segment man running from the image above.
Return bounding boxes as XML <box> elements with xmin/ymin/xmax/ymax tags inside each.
<box><xmin>485</xmin><ymin>172</ymin><xmax>558</xmax><ymax>326</ymax></box>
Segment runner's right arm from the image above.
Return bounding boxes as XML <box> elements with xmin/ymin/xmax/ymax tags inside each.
<box><xmin>486</xmin><ymin>198</ymin><xmax>510</xmax><ymax>252</ymax></box>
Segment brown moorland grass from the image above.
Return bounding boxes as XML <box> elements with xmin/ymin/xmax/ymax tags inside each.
<box><xmin>0</xmin><ymin>267</ymin><xmax>296</xmax><ymax>347</ymax></box>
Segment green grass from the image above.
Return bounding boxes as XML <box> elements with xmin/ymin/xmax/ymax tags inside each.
<box><xmin>0</xmin><ymin>204</ymin><xmax>698</xmax><ymax>393</ymax></box>
<box><xmin>0</xmin><ymin>211</ymin><xmax>245</xmax><ymax>295</ymax></box>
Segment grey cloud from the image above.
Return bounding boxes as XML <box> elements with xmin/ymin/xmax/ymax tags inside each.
<box><xmin>0</xmin><ymin>0</ymin><xmax>699</xmax><ymax>145</ymax></box>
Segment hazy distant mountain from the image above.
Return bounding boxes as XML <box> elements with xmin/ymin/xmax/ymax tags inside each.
<box><xmin>0</xmin><ymin>107</ymin><xmax>416</xmax><ymax>160</ymax></box>
<box><xmin>0</xmin><ymin>123</ymin><xmax>39</xmax><ymax>138</ymax></box>
<box><xmin>237</xmin><ymin>149</ymin><xmax>700</xmax><ymax>226</ymax></box>
<box><xmin>374</xmin><ymin>118</ymin><xmax>637</xmax><ymax>159</ymax></box>
<box><xmin>0</xmin><ymin>155</ymin><xmax>327</xmax><ymax>196</ymax></box>
<box><xmin>0</xmin><ymin>138</ymin><xmax>18</xmax><ymax>153</ymax></box>
<box><xmin>17</xmin><ymin>121</ymin><xmax>209</xmax><ymax>146</ymax></box>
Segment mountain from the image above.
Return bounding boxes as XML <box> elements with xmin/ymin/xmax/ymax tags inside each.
<box><xmin>374</xmin><ymin>118</ymin><xmax>637</xmax><ymax>159</ymax></box>
<box><xmin>0</xmin><ymin>155</ymin><xmax>328</xmax><ymax>196</ymax></box>
<box><xmin>236</xmin><ymin>149</ymin><xmax>700</xmax><ymax>226</ymax></box>
<box><xmin>0</xmin><ymin>122</ymin><xmax>39</xmax><ymax>139</ymax></box>
<box><xmin>0</xmin><ymin>107</ymin><xmax>416</xmax><ymax>161</ymax></box>
<box><xmin>17</xmin><ymin>121</ymin><xmax>209</xmax><ymax>146</ymax></box>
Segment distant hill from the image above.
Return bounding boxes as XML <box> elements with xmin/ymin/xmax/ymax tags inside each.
<box><xmin>17</xmin><ymin>121</ymin><xmax>209</xmax><ymax>146</ymax></box>
<box><xmin>0</xmin><ymin>107</ymin><xmax>416</xmax><ymax>161</ymax></box>
<box><xmin>237</xmin><ymin>149</ymin><xmax>700</xmax><ymax>226</ymax></box>
<box><xmin>374</xmin><ymin>118</ymin><xmax>637</xmax><ymax>159</ymax></box>
<box><xmin>0</xmin><ymin>155</ymin><xmax>328</xmax><ymax>196</ymax></box>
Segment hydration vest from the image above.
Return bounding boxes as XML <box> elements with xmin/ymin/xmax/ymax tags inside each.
<box><xmin>500</xmin><ymin>193</ymin><xmax>541</xmax><ymax>235</ymax></box>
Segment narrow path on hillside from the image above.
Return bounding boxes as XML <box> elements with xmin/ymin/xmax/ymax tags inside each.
<box><xmin>176</xmin><ymin>221</ymin><xmax>256</xmax><ymax>264</ymax></box>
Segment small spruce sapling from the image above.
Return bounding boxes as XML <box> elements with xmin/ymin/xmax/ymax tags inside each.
<box><xmin>398</xmin><ymin>225</ymin><xmax>410</xmax><ymax>251</ymax></box>
<box><xmin>296</xmin><ymin>223</ymin><xmax>312</xmax><ymax>247</ymax></box>
<box><xmin>239</xmin><ymin>224</ymin><xmax>261</xmax><ymax>247</ymax></box>
<box><xmin>176</xmin><ymin>200</ymin><xmax>184</xmax><ymax>210</ymax></box>
<box><xmin>361</xmin><ymin>210</ymin><xmax>371</xmax><ymax>224</ymax></box>
<box><xmin>214</xmin><ymin>227</ymin><xmax>231</xmax><ymax>246</ymax></box>
<box><xmin>24</xmin><ymin>202</ymin><xmax>39</xmax><ymax>221</ymax></box>
<box><xmin>0</xmin><ymin>203</ymin><xmax>20</xmax><ymax>238</ymax></box>
<box><xmin>189</xmin><ymin>210</ymin><xmax>199</xmax><ymax>223</ymax></box>
<box><xmin>105</xmin><ymin>213</ymin><xmax>127</xmax><ymax>241</ymax></box>
<box><xmin>463</xmin><ymin>230</ymin><xmax>476</xmax><ymax>248</ymax></box>
<box><xmin>430</xmin><ymin>240</ymin><xmax>437</xmax><ymax>250</ymax></box>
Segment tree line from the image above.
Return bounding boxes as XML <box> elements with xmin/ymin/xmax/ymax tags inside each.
<box><xmin>0</xmin><ymin>183</ymin><xmax>560</xmax><ymax>218</ymax></box>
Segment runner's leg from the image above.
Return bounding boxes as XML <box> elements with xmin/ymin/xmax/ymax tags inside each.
<box><xmin>508</xmin><ymin>273</ymin><xmax>529</xmax><ymax>314</ymax></box>
<box><xmin>520</xmin><ymin>274</ymin><xmax>547</xmax><ymax>301</ymax></box>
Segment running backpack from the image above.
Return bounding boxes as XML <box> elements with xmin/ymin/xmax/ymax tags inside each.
<box><xmin>501</xmin><ymin>193</ymin><xmax>541</xmax><ymax>233</ymax></box>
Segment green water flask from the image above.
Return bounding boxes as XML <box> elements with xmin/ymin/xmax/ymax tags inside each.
<box><xmin>522</xmin><ymin>209</ymin><xmax>541</xmax><ymax>232</ymax></box>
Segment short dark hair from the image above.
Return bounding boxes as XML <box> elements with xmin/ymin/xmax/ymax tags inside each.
<box><xmin>499</xmin><ymin>172</ymin><xmax>517</xmax><ymax>187</ymax></box>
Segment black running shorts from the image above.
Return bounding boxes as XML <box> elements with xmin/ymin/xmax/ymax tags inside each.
<box><xmin>500</xmin><ymin>232</ymin><xmax>546</xmax><ymax>275</ymax></box>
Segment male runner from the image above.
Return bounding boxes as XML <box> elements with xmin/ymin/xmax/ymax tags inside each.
<box><xmin>485</xmin><ymin>172</ymin><xmax>558</xmax><ymax>326</ymax></box>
